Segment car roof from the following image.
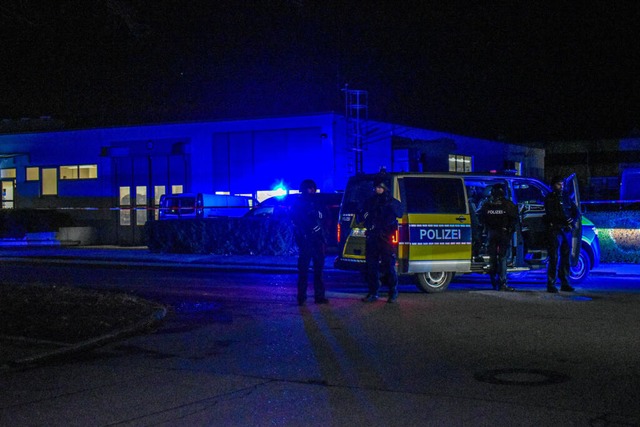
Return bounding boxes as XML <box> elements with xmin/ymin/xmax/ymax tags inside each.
<box><xmin>259</xmin><ymin>193</ymin><xmax>342</xmax><ymax>206</ymax></box>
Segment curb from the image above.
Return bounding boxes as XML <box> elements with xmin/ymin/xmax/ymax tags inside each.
<box><xmin>0</xmin><ymin>256</ymin><xmax>301</xmax><ymax>273</ymax></box>
<box><xmin>1</xmin><ymin>255</ymin><xmax>638</xmax><ymax>277</ymax></box>
<box><xmin>2</xmin><ymin>305</ymin><xmax>167</xmax><ymax>369</ymax></box>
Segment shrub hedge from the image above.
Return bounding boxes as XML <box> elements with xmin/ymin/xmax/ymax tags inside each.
<box><xmin>583</xmin><ymin>211</ymin><xmax>640</xmax><ymax>263</ymax></box>
<box><xmin>5</xmin><ymin>207</ymin><xmax>635</xmax><ymax>263</ymax></box>
<box><xmin>145</xmin><ymin>216</ymin><xmax>296</xmax><ymax>256</ymax></box>
<box><xmin>147</xmin><ymin>211</ymin><xmax>640</xmax><ymax>263</ymax></box>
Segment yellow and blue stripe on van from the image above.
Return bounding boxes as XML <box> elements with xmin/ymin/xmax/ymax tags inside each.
<box><xmin>398</xmin><ymin>213</ymin><xmax>472</xmax><ymax>262</ymax></box>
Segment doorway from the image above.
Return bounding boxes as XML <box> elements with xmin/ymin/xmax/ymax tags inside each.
<box><xmin>1</xmin><ymin>180</ymin><xmax>15</xmax><ymax>208</ymax></box>
<box><xmin>113</xmin><ymin>155</ymin><xmax>187</xmax><ymax>245</ymax></box>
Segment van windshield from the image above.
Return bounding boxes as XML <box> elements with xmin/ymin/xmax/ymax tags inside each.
<box><xmin>340</xmin><ymin>178</ymin><xmax>377</xmax><ymax>214</ymax></box>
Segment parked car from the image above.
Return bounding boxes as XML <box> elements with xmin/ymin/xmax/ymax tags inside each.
<box><xmin>335</xmin><ymin>171</ymin><xmax>600</xmax><ymax>292</ymax></box>
<box><xmin>244</xmin><ymin>192</ymin><xmax>343</xmax><ymax>248</ymax></box>
<box><xmin>159</xmin><ymin>193</ymin><xmax>255</xmax><ymax>219</ymax></box>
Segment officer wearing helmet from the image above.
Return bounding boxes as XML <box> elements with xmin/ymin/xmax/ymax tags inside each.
<box><xmin>478</xmin><ymin>184</ymin><xmax>519</xmax><ymax>291</ymax></box>
<box><xmin>357</xmin><ymin>177</ymin><xmax>403</xmax><ymax>303</ymax></box>
<box><xmin>544</xmin><ymin>175</ymin><xmax>579</xmax><ymax>293</ymax></box>
<box><xmin>291</xmin><ymin>179</ymin><xmax>329</xmax><ymax>305</ymax></box>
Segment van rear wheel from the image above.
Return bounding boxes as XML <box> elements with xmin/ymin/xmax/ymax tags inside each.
<box><xmin>415</xmin><ymin>272</ymin><xmax>453</xmax><ymax>293</ymax></box>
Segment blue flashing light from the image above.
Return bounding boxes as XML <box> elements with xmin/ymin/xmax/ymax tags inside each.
<box><xmin>272</xmin><ymin>185</ymin><xmax>288</xmax><ymax>198</ymax></box>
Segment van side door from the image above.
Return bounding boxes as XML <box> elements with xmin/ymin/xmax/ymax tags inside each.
<box><xmin>512</xmin><ymin>179</ymin><xmax>548</xmax><ymax>265</ymax></box>
<box><xmin>397</xmin><ymin>176</ymin><xmax>471</xmax><ymax>274</ymax></box>
<box><xmin>565</xmin><ymin>174</ymin><xmax>583</xmax><ymax>266</ymax></box>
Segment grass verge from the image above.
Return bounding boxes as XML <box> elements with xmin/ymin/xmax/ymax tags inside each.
<box><xmin>0</xmin><ymin>284</ymin><xmax>162</xmax><ymax>345</ymax></box>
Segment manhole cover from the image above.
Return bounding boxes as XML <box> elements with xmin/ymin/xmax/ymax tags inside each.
<box><xmin>475</xmin><ymin>368</ymin><xmax>570</xmax><ymax>386</ymax></box>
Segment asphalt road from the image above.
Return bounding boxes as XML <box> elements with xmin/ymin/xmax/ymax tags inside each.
<box><xmin>1</xmin><ymin>263</ymin><xmax>639</xmax><ymax>426</ymax></box>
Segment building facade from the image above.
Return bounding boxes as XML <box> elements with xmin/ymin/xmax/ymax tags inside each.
<box><xmin>543</xmin><ymin>134</ymin><xmax>640</xmax><ymax>202</ymax></box>
<box><xmin>0</xmin><ymin>113</ymin><xmax>543</xmax><ymax>245</ymax></box>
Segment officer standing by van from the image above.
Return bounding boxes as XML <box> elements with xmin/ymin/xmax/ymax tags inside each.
<box><xmin>358</xmin><ymin>178</ymin><xmax>403</xmax><ymax>303</ymax></box>
<box><xmin>478</xmin><ymin>185</ymin><xmax>518</xmax><ymax>291</ymax></box>
<box><xmin>545</xmin><ymin>176</ymin><xmax>579</xmax><ymax>293</ymax></box>
<box><xmin>291</xmin><ymin>179</ymin><xmax>329</xmax><ymax>306</ymax></box>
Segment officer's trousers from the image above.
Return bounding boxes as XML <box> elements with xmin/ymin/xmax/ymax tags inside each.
<box><xmin>297</xmin><ymin>238</ymin><xmax>326</xmax><ymax>302</ymax></box>
<box><xmin>547</xmin><ymin>229</ymin><xmax>572</xmax><ymax>287</ymax></box>
<box><xmin>487</xmin><ymin>229</ymin><xmax>511</xmax><ymax>288</ymax></box>
<box><xmin>365</xmin><ymin>236</ymin><xmax>398</xmax><ymax>297</ymax></box>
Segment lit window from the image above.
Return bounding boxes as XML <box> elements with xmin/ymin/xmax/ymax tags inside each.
<box><xmin>136</xmin><ymin>186</ymin><xmax>148</xmax><ymax>225</ymax></box>
<box><xmin>60</xmin><ymin>164</ymin><xmax>98</xmax><ymax>180</ymax></box>
<box><xmin>60</xmin><ymin>165</ymin><xmax>78</xmax><ymax>179</ymax></box>
<box><xmin>79</xmin><ymin>164</ymin><xmax>97</xmax><ymax>178</ymax></box>
<box><xmin>1</xmin><ymin>168</ymin><xmax>16</xmax><ymax>178</ymax></box>
<box><xmin>42</xmin><ymin>168</ymin><xmax>58</xmax><ymax>195</ymax></box>
<box><xmin>154</xmin><ymin>186</ymin><xmax>166</xmax><ymax>206</ymax></box>
<box><xmin>119</xmin><ymin>187</ymin><xmax>130</xmax><ymax>206</ymax></box>
<box><xmin>153</xmin><ymin>186</ymin><xmax>166</xmax><ymax>220</ymax></box>
<box><xmin>119</xmin><ymin>186</ymin><xmax>131</xmax><ymax>226</ymax></box>
<box><xmin>514</xmin><ymin>162</ymin><xmax>522</xmax><ymax>176</ymax></box>
<box><xmin>171</xmin><ymin>185</ymin><xmax>183</xmax><ymax>194</ymax></box>
<box><xmin>448</xmin><ymin>155</ymin><xmax>473</xmax><ymax>172</ymax></box>
<box><xmin>26</xmin><ymin>167</ymin><xmax>40</xmax><ymax>181</ymax></box>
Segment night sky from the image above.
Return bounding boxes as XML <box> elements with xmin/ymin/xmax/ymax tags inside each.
<box><xmin>1</xmin><ymin>1</ymin><xmax>639</xmax><ymax>142</ymax></box>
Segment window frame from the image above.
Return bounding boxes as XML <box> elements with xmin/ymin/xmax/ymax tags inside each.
<box><xmin>59</xmin><ymin>164</ymin><xmax>98</xmax><ymax>180</ymax></box>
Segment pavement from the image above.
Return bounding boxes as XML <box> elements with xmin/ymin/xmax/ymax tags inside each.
<box><xmin>1</xmin><ymin>244</ymin><xmax>639</xmax><ymax>370</ymax></box>
<box><xmin>2</xmin><ymin>245</ymin><xmax>640</xmax><ymax>426</ymax></box>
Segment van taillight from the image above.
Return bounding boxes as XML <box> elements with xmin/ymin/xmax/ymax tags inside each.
<box><xmin>337</xmin><ymin>223</ymin><xmax>341</xmax><ymax>243</ymax></box>
<box><xmin>391</xmin><ymin>229</ymin><xmax>399</xmax><ymax>245</ymax></box>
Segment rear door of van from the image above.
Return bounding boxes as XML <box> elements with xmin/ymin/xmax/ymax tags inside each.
<box><xmin>397</xmin><ymin>175</ymin><xmax>472</xmax><ymax>275</ymax></box>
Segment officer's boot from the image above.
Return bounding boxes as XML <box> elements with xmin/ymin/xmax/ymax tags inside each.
<box><xmin>489</xmin><ymin>274</ymin><xmax>498</xmax><ymax>290</ymax></box>
<box><xmin>387</xmin><ymin>287</ymin><xmax>398</xmax><ymax>304</ymax></box>
<box><xmin>313</xmin><ymin>280</ymin><xmax>329</xmax><ymax>304</ymax></box>
<box><xmin>297</xmin><ymin>276</ymin><xmax>308</xmax><ymax>306</ymax></box>
<box><xmin>498</xmin><ymin>280</ymin><xmax>515</xmax><ymax>292</ymax></box>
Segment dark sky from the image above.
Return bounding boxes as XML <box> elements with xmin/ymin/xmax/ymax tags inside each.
<box><xmin>1</xmin><ymin>1</ymin><xmax>640</xmax><ymax>142</ymax></box>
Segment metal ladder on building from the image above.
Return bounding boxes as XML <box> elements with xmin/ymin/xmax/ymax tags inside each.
<box><xmin>343</xmin><ymin>86</ymin><xmax>368</xmax><ymax>174</ymax></box>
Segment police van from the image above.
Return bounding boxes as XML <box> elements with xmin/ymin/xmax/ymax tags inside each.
<box><xmin>158</xmin><ymin>193</ymin><xmax>254</xmax><ymax>219</ymax></box>
<box><xmin>334</xmin><ymin>172</ymin><xmax>600</xmax><ymax>292</ymax></box>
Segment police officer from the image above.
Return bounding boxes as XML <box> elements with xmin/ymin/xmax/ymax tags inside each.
<box><xmin>545</xmin><ymin>175</ymin><xmax>580</xmax><ymax>293</ymax></box>
<box><xmin>358</xmin><ymin>178</ymin><xmax>403</xmax><ymax>303</ymax></box>
<box><xmin>478</xmin><ymin>185</ymin><xmax>518</xmax><ymax>291</ymax></box>
<box><xmin>291</xmin><ymin>179</ymin><xmax>329</xmax><ymax>306</ymax></box>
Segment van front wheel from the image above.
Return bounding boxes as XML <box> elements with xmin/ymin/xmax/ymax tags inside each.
<box><xmin>415</xmin><ymin>272</ymin><xmax>453</xmax><ymax>293</ymax></box>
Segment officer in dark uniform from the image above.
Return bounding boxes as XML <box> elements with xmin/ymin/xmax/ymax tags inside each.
<box><xmin>544</xmin><ymin>175</ymin><xmax>580</xmax><ymax>293</ymax></box>
<box><xmin>478</xmin><ymin>185</ymin><xmax>519</xmax><ymax>291</ymax></box>
<box><xmin>291</xmin><ymin>179</ymin><xmax>329</xmax><ymax>306</ymax></box>
<box><xmin>358</xmin><ymin>178</ymin><xmax>403</xmax><ymax>303</ymax></box>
